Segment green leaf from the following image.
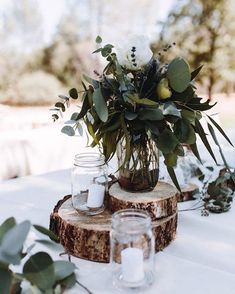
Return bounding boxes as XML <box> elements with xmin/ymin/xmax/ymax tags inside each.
<box><xmin>174</xmin><ymin>119</ymin><xmax>196</xmax><ymax>144</ymax></box>
<box><xmin>54</xmin><ymin>261</ymin><xmax>76</xmax><ymax>281</ymax></box>
<box><xmin>187</xmin><ymin>97</ymin><xmax>216</xmax><ymax>111</ymax></box>
<box><xmin>60</xmin><ymin>273</ymin><xmax>76</xmax><ymax>289</ymax></box>
<box><xmin>195</xmin><ymin>119</ymin><xmax>217</xmax><ymax>164</ymax></box>
<box><xmin>0</xmin><ymin>217</ymin><xmax>16</xmax><ymax>244</ymax></box>
<box><xmin>1</xmin><ymin>220</ymin><xmax>30</xmax><ymax>256</ymax></box>
<box><xmin>119</xmin><ymin>115</ymin><xmax>131</xmax><ymax>169</ymax></box>
<box><xmin>181</xmin><ymin>109</ymin><xmax>196</xmax><ymax>125</ymax></box>
<box><xmin>164</xmin><ymin>153</ymin><xmax>177</xmax><ymax>167</ymax></box>
<box><xmin>93</xmin><ymin>87</ymin><xmax>108</xmax><ymax>122</ymax></box>
<box><xmin>207</xmin><ymin>115</ymin><xmax>234</xmax><ymax>147</ymax></box>
<box><xmin>167</xmin><ymin>166</ymin><xmax>181</xmax><ymax>192</ymax></box>
<box><xmin>69</xmin><ymin>88</ymin><xmax>78</xmax><ymax>99</ymax></box>
<box><xmin>139</xmin><ymin>108</ymin><xmax>164</xmax><ymax>121</ymax></box>
<box><xmin>191</xmin><ymin>64</ymin><xmax>203</xmax><ymax>80</ymax></box>
<box><xmin>82</xmin><ymin>75</ymin><xmax>99</xmax><ymax>88</ymax></box>
<box><xmin>95</xmin><ymin>35</ymin><xmax>102</xmax><ymax>44</ymax></box>
<box><xmin>157</xmin><ymin>129</ymin><xmax>178</xmax><ymax>154</ymax></box>
<box><xmin>124</xmin><ymin>111</ymin><xmax>138</xmax><ymax>121</ymax></box>
<box><xmin>23</xmin><ymin>252</ymin><xmax>55</xmax><ymax>291</ymax></box>
<box><xmin>75</xmin><ymin>91</ymin><xmax>91</xmax><ymax>121</ymax></box>
<box><xmin>92</xmin><ymin>47</ymin><xmax>102</xmax><ymax>54</ymax></box>
<box><xmin>0</xmin><ymin>268</ymin><xmax>12</xmax><ymax>294</ymax></box>
<box><xmin>128</xmin><ymin>94</ymin><xmax>158</xmax><ymax>106</ymax></box>
<box><xmin>190</xmin><ymin>143</ymin><xmax>202</xmax><ymax>163</ymax></box>
<box><xmin>33</xmin><ymin>225</ymin><xmax>58</xmax><ymax>242</ymax></box>
<box><xmin>167</xmin><ymin>57</ymin><xmax>191</xmax><ymax>93</ymax></box>
<box><xmin>54</xmin><ymin>102</ymin><xmax>65</xmax><ymax>112</ymax></box>
<box><xmin>61</xmin><ymin>126</ymin><xmax>75</xmax><ymax>136</ymax></box>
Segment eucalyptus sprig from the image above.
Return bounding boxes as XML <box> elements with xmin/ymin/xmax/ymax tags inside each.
<box><xmin>0</xmin><ymin>217</ymin><xmax>87</xmax><ymax>294</ymax></box>
<box><xmin>52</xmin><ymin>35</ymin><xmax>234</xmax><ymax>191</ymax></box>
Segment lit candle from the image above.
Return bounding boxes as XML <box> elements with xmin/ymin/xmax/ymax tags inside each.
<box><xmin>121</xmin><ymin>248</ymin><xmax>145</xmax><ymax>283</ymax></box>
<box><xmin>87</xmin><ymin>184</ymin><xmax>105</xmax><ymax>208</ymax></box>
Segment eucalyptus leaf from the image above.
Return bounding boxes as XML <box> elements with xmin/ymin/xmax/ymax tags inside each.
<box><xmin>174</xmin><ymin>119</ymin><xmax>196</xmax><ymax>144</ymax></box>
<box><xmin>54</xmin><ymin>260</ymin><xmax>76</xmax><ymax>281</ymax></box>
<box><xmin>33</xmin><ymin>225</ymin><xmax>58</xmax><ymax>242</ymax></box>
<box><xmin>139</xmin><ymin>108</ymin><xmax>164</xmax><ymax>121</ymax></box>
<box><xmin>1</xmin><ymin>220</ymin><xmax>30</xmax><ymax>256</ymax></box>
<box><xmin>55</xmin><ymin>102</ymin><xmax>65</xmax><ymax>112</ymax></box>
<box><xmin>83</xmin><ymin>75</ymin><xmax>99</xmax><ymax>88</ymax></box>
<box><xmin>95</xmin><ymin>35</ymin><xmax>102</xmax><ymax>44</ymax></box>
<box><xmin>162</xmin><ymin>102</ymin><xmax>181</xmax><ymax>117</ymax></box>
<box><xmin>167</xmin><ymin>57</ymin><xmax>191</xmax><ymax>93</ymax></box>
<box><xmin>23</xmin><ymin>252</ymin><xmax>55</xmax><ymax>291</ymax></box>
<box><xmin>0</xmin><ymin>217</ymin><xmax>16</xmax><ymax>244</ymax></box>
<box><xmin>93</xmin><ymin>86</ymin><xmax>108</xmax><ymax>122</ymax></box>
<box><xmin>0</xmin><ymin>268</ymin><xmax>12</xmax><ymax>294</ymax></box>
<box><xmin>61</xmin><ymin>126</ymin><xmax>75</xmax><ymax>136</ymax></box>
<box><xmin>127</xmin><ymin>94</ymin><xmax>158</xmax><ymax>106</ymax></box>
<box><xmin>124</xmin><ymin>111</ymin><xmax>138</xmax><ymax>121</ymax></box>
<box><xmin>157</xmin><ymin>129</ymin><xmax>178</xmax><ymax>154</ymax></box>
<box><xmin>69</xmin><ymin>88</ymin><xmax>78</xmax><ymax>99</ymax></box>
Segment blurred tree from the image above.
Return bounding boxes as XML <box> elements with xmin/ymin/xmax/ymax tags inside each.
<box><xmin>152</xmin><ymin>0</ymin><xmax>235</xmax><ymax>99</ymax></box>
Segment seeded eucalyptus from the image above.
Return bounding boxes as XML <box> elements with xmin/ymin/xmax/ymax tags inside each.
<box><xmin>52</xmin><ymin>35</ymin><xmax>234</xmax><ymax>191</ymax></box>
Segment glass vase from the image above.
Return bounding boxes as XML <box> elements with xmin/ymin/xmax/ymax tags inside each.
<box><xmin>117</xmin><ymin>135</ymin><xmax>159</xmax><ymax>192</ymax></box>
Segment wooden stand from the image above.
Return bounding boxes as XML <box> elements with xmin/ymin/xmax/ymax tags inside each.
<box><xmin>50</xmin><ymin>182</ymin><xmax>178</xmax><ymax>263</ymax></box>
<box><xmin>175</xmin><ymin>183</ymin><xmax>199</xmax><ymax>202</ymax></box>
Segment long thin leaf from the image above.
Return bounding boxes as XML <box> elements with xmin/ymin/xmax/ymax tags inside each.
<box><xmin>119</xmin><ymin>116</ymin><xmax>131</xmax><ymax>170</ymax></box>
<box><xmin>191</xmin><ymin>64</ymin><xmax>203</xmax><ymax>80</ymax></box>
<box><xmin>190</xmin><ymin>143</ymin><xmax>202</xmax><ymax>163</ymax></box>
<box><xmin>207</xmin><ymin>115</ymin><xmax>234</xmax><ymax>147</ymax></box>
<box><xmin>167</xmin><ymin>166</ymin><xmax>181</xmax><ymax>192</ymax></box>
<box><xmin>195</xmin><ymin>119</ymin><xmax>217</xmax><ymax>164</ymax></box>
<box><xmin>207</xmin><ymin>123</ymin><xmax>235</xmax><ymax>182</ymax></box>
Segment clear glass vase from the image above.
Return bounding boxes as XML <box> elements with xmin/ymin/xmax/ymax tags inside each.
<box><xmin>110</xmin><ymin>209</ymin><xmax>155</xmax><ymax>290</ymax></box>
<box><xmin>117</xmin><ymin>135</ymin><xmax>159</xmax><ymax>192</ymax></box>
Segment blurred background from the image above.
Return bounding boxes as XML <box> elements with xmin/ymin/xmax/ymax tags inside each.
<box><xmin>0</xmin><ymin>0</ymin><xmax>235</xmax><ymax>181</ymax></box>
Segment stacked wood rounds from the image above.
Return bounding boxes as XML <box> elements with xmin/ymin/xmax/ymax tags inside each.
<box><xmin>50</xmin><ymin>181</ymin><xmax>178</xmax><ymax>263</ymax></box>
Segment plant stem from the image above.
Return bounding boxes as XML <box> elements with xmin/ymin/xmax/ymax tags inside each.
<box><xmin>76</xmin><ymin>280</ymin><xmax>94</xmax><ymax>294</ymax></box>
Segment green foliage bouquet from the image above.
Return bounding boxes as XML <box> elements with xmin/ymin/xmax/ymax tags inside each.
<box><xmin>53</xmin><ymin>35</ymin><xmax>233</xmax><ymax>191</ymax></box>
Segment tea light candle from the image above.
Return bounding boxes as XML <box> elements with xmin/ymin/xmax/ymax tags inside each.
<box><xmin>121</xmin><ymin>247</ymin><xmax>145</xmax><ymax>283</ymax></box>
<box><xmin>87</xmin><ymin>184</ymin><xmax>105</xmax><ymax>208</ymax></box>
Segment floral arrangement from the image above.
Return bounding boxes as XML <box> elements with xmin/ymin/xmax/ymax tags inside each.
<box><xmin>52</xmin><ymin>35</ymin><xmax>233</xmax><ymax>191</ymax></box>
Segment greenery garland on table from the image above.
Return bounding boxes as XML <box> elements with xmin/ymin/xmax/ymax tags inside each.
<box><xmin>52</xmin><ymin>35</ymin><xmax>234</xmax><ymax>191</ymax></box>
<box><xmin>0</xmin><ymin>218</ymin><xmax>91</xmax><ymax>294</ymax></box>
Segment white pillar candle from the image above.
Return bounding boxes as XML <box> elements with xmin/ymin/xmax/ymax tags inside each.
<box><xmin>87</xmin><ymin>184</ymin><xmax>105</xmax><ymax>208</ymax></box>
<box><xmin>121</xmin><ymin>248</ymin><xmax>145</xmax><ymax>283</ymax></box>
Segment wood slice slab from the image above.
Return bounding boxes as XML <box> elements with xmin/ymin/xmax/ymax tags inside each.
<box><xmin>108</xmin><ymin>181</ymin><xmax>177</xmax><ymax>220</ymax></box>
<box><xmin>50</xmin><ymin>195</ymin><xmax>177</xmax><ymax>263</ymax></box>
<box><xmin>176</xmin><ymin>184</ymin><xmax>199</xmax><ymax>202</ymax></box>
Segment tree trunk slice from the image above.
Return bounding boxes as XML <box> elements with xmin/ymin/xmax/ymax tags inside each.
<box><xmin>50</xmin><ymin>195</ymin><xmax>177</xmax><ymax>263</ymax></box>
<box><xmin>108</xmin><ymin>181</ymin><xmax>177</xmax><ymax>220</ymax></box>
<box><xmin>176</xmin><ymin>184</ymin><xmax>199</xmax><ymax>202</ymax></box>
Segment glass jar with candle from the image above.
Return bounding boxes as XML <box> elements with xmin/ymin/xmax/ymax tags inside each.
<box><xmin>110</xmin><ymin>209</ymin><xmax>155</xmax><ymax>290</ymax></box>
<box><xmin>71</xmin><ymin>152</ymin><xmax>108</xmax><ymax>215</ymax></box>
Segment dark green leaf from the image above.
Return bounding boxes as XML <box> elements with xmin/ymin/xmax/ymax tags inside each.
<box><xmin>95</xmin><ymin>35</ymin><xmax>102</xmax><ymax>44</ymax></box>
<box><xmin>157</xmin><ymin>129</ymin><xmax>178</xmax><ymax>154</ymax></box>
<box><xmin>174</xmin><ymin>144</ymin><xmax>185</xmax><ymax>156</ymax></box>
<box><xmin>23</xmin><ymin>252</ymin><xmax>55</xmax><ymax>291</ymax></box>
<box><xmin>69</xmin><ymin>88</ymin><xmax>78</xmax><ymax>99</ymax></box>
<box><xmin>55</xmin><ymin>102</ymin><xmax>65</xmax><ymax>112</ymax></box>
<box><xmin>190</xmin><ymin>143</ymin><xmax>202</xmax><ymax>163</ymax></box>
<box><xmin>60</xmin><ymin>273</ymin><xmax>76</xmax><ymax>289</ymax></box>
<box><xmin>191</xmin><ymin>65</ymin><xmax>203</xmax><ymax>80</ymax></box>
<box><xmin>54</xmin><ymin>261</ymin><xmax>76</xmax><ymax>281</ymax></box>
<box><xmin>0</xmin><ymin>217</ymin><xmax>16</xmax><ymax>244</ymax></box>
<box><xmin>181</xmin><ymin>109</ymin><xmax>196</xmax><ymax>124</ymax></box>
<box><xmin>128</xmin><ymin>94</ymin><xmax>158</xmax><ymax>106</ymax></box>
<box><xmin>167</xmin><ymin>166</ymin><xmax>181</xmax><ymax>192</ymax></box>
<box><xmin>92</xmin><ymin>47</ymin><xmax>102</xmax><ymax>54</ymax></box>
<box><xmin>70</xmin><ymin>112</ymin><xmax>79</xmax><ymax>121</ymax></box>
<box><xmin>124</xmin><ymin>111</ymin><xmax>138</xmax><ymax>120</ymax></box>
<box><xmin>139</xmin><ymin>108</ymin><xmax>164</xmax><ymax>121</ymax></box>
<box><xmin>61</xmin><ymin>126</ymin><xmax>75</xmax><ymax>136</ymax></box>
<box><xmin>0</xmin><ymin>268</ymin><xmax>12</xmax><ymax>294</ymax></box>
<box><xmin>83</xmin><ymin>75</ymin><xmax>99</xmax><ymax>88</ymax></box>
<box><xmin>1</xmin><ymin>220</ymin><xmax>30</xmax><ymax>256</ymax></box>
<box><xmin>195</xmin><ymin>119</ymin><xmax>217</xmax><ymax>164</ymax></box>
<box><xmin>33</xmin><ymin>225</ymin><xmax>58</xmax><ymax>242</ymax></box>
<box><xmin>174</xmin><ymin>119</ymin><xmax>196</xmax><ymax>144</ymax></box>
<box><xmin>119</xmin><ymin>115</ymin><xmax>131</xmax><ymax>169</ymax></box>
<box><xmin>207</xmin><ymin>115</ymin><xmax>233</xmax><ymax>147</ymax></box>
<box><xmin>93</xmin><ymin>87</ymin><xmax>108</xmax><ymax>122</ymax></box>
<box><xmin>187</xmin><ymin>97</ymin><xmax>216</xmax><ymax>111</ymax></box>
<box><xmin>167</xmin><ymin>57</ymin><xmax>191</xmax><ymax>93</ymax></box>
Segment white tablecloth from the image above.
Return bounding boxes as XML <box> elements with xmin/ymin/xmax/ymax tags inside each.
<box><xmin>0</xmin><ymin>169</ymin><xmax>235</xmax><ymax>293</ymax></box>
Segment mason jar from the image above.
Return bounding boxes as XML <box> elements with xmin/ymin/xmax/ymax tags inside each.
<box><xmin>110</xmin><ymin>209</ymin><xmax>155</xmax><ymax>290</ymax></box>
<box><xmin>71</xmin><ymin>152</ymin><xmax>108</xmax><ymax>215</ymax></box>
